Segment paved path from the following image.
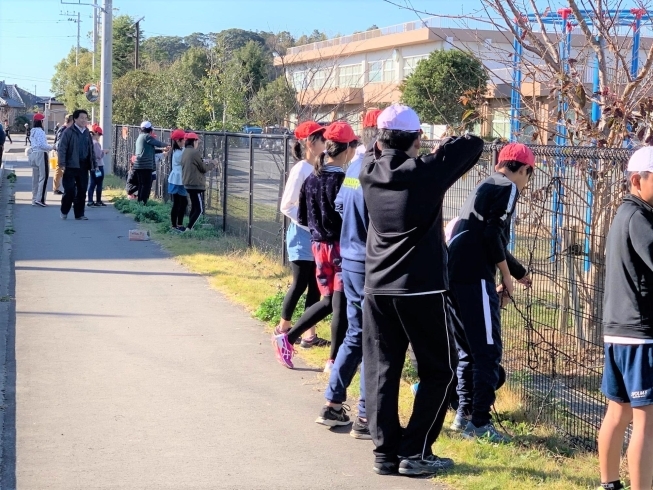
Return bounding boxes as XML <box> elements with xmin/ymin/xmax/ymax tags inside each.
<box><xmin>0</xmin><ymin>147</ymin><xmax>435</xmax><ymax>488</ymax></box>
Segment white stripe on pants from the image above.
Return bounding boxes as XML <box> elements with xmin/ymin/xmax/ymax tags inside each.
<box><xmin>31</xmin><ymin>152</ymin><xmax>49</xmax><ymax>204</ymax></box>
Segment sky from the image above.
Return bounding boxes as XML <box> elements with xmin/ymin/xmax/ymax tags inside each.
<box><xmin>0</xmin><ymin>0</ymin><xmax>482</xmax><ymax>96</ymax></box>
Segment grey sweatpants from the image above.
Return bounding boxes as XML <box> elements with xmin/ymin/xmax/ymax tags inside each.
<box><xmin>31</xmin><ymin>152</ymin><xmax>49</xmax><ymax>204</ymax></box>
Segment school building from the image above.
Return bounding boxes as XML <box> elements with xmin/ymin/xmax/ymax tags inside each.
<box><xmin>274</xmin><ymin>18</ymin><xmax>652</xmax><ymax>142</ymax></box>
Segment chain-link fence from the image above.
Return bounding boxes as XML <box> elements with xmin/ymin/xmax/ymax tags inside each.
<box><xmin>112</xmin><ymin>125</ymin><xmax>637</xmax><ymax>451</ymax></box>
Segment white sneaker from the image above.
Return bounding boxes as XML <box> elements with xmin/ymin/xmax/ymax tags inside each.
<box><xmin>35</xmin><ymin>201</ymin><xmax>46</xmax><ymax>207</ymax></box>
<box><xmin>60</xmin><ymin>213</ymin><xmax>67</xmax><ymax>220</ymax></box>
<box><xmin>323</xmin><ymin>359</ymin><xmax>334</xmax><ymax>373</ymax></box>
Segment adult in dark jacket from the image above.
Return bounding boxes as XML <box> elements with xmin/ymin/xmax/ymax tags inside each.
<box><xmin>598</xmin><ymin>146</ymin><xmax>653</xmax><ymax>490</ymax></box>
<box><xmin>360</xmin><ymin>104</ymin><xmax>483</xmax><ymax>477</ymax></box>
<box><xmin>57</xmin><ymin>109</ymin><xmax>95</xmax><ymax>220</ymax></box>
<box><xmin>447</xmin><ymin>143</ymin><xmax>534</xmax><ymax>443</ymax></box>
<box><xmin>133</xmin><ymin>121</ymin><xmax>168</xmax><ymax>204</ymax></box>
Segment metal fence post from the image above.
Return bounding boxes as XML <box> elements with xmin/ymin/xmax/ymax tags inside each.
<box><xmin>248</xmin><ymin>134</ymin><xmax>254</xmax><ymax>248</ymax></box>
<box><xmin>223</xmin><ymin>135</ymin><xmax>228</xmax><ymax>233</ymax></box>
<box><xmin>112</xmin><ymin>124</ymin><xmax>119</xmax><ymax>176</ymax></box>
<box><xmin>281</xmin><ymin>135</ymin><xmax>290</xmax><ymax>266</ymax></box>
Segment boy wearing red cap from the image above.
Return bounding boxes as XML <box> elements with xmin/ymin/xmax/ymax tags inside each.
<box><xmin>447</xmin><ymin>142</ymin><xmax>534</xmax><ymax>443</ymax></box>
<box><xmin>360</xmin><ymin>104</ymin><xmax>484</xmax><ymax>476</ymax></box>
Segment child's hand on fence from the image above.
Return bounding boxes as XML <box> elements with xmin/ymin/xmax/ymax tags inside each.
<box><xmin>517</xmin><ymin>274</ymin><xmax>532</xmax><ymax>288</ymax></box>
<box><xmin>497</xmin><ymin>278</ymin><xmax>514</xmax><ymax>308</ymax></box>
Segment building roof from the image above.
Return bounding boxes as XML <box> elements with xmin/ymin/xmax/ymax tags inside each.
<box><xmin>0</xmin><ymin>81</ymin><xmax>41</xmax><ymax>109</ymax></box>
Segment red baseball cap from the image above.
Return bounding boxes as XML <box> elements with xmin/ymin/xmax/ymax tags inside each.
<box><xmin>498</xmin><ymin>143</ymin><xmax>535</xmax><ymax>168</ymax></box>
<box><xmin>33</xmin><ymin>113</ymin><xmax>45</xmax><ymax>122</ymax></box>
<box><xmin>294</xmin><ymin>121</ymin><xmax>325</xmax><ymax>140</ymax></box>
<box><xmin>171</xmin><ymin>129</ymin><xmax>186</xmax><ymax>141</ymax></box>
<box><xmin>185</xmin><ymin>132</ymin><xmax>199</xmax><ymax>141</ymax></box>
<box><xmin>324</xmin><ymin>121</ymin><xmax>358</xmax><ymax>144</ymax></box>
<box><xmin>363</xmin><ymin>109</ymin><xmax>382</xmax><ymax>128</ymax></box>
<box><xmin>91</xmin><ymin>124</ymin><xmax>103</xmax><ymax>135</ymax></box>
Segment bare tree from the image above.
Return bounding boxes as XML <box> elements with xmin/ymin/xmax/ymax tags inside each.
<box><xmin>385</xmin><ymin>0</ymin><xmax>653</xmax><ymax>347</ymax></box>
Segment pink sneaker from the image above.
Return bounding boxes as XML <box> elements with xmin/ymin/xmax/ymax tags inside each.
<box><xmin>272</xmin><ymin>332</ymin><xmax>294</xmax><ymax>369</ymax></box>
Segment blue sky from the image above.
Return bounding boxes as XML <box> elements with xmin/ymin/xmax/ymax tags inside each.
<box><xmin>0</xmin><ymin>0</ymin><xmax>482</xmax><ymax>96</ymax></box>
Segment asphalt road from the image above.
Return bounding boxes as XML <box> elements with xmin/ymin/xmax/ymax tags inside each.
<box><xmin>0</xmin><ymin>145</ymin><xmax>439</xmax><ymax>489</ymax></box>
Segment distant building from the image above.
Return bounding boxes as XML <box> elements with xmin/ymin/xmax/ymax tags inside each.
<box><xmin>275</xmin><ymin>18</ymin><xmax>652</xmax><ymax>141</ymax></box>
<box><xmin>0</xmin><ymin>81</ymin><xmax>65</xmax><ymax>132</ymax></box>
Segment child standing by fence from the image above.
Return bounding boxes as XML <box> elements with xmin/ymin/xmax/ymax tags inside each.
<box><xmin>276</xmin><ymin>122</ymin><xmax>328</xmax><ymax>348</ymax></box>
<box><xmin>168</xmin><ymin>129</ymin><xmax>188</xmax><ymax>231</ymax></box>
<box><xmin>272</xmin><ymin>121</ymin><xmax>358</xmax><ymax>371</ymax></box>
<box><xmin>181</xmin><ymin>132</ymin><xmax>214</xmax><ymax>231</ymax></box>
<box><xmin>447</xmin><ymin>143</ymin><xmax>534</xmax><ymax>444</ymax></box>
<box><xmin>87</xmin><ymin>124</ymin><xmax>109</xmax><ymax>207</ymax></box>
<box><xmin>598</xmin><ymin>146</ymin><xmax>653</xmax><ymax>490</ymax></box>
<box><xmin>314</xmin><ymin>109</ymin><xmax>381</xmax><ymax>435</ymax></box>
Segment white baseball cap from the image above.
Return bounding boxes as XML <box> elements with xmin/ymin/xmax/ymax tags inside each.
<box><xmin>627</xmin><ymin>146</ymin><xmax>653</xmax><ymax>172</ymax></box>
<box><xmin>140</xmin><ymin>120</ymin><xmax>152</xmax><ymax>129</ymax></box>
<box><xmin>377</xmin><ymin>104</ymin><xmax>421</xmax><ymax>132</ymax></box>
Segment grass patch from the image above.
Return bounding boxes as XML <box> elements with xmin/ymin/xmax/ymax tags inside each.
<box><xmin>109</xmin><ymin>187</ymin><xmax>602</xmax><ymax>490</ymax></box>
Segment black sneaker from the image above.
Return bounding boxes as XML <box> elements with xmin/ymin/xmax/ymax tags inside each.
<box><xmin>350</xmin><ymin>417</ymin><xmax>372</xmax><ymax>440</ymax></box>
<box><xmin>54</xmin><ymin>190</ymin><xmax>64</xmax><ymax>195</ymax></box>
<box><xmin>95</xmin><ymin>201</ymin><xmax>107</xmax><ymax>207</ymax></box>
<box><xmin>300</xmin><ymin>335</ymin><xmax>331</xmax><ymax>349</ymax></box>
<box><xmin>398</xmin><ymin>454</ymin><xmax>454</xmax><ymax>476</ymax></box>
<box><xmin>373</xmin><ymin>461</ymin><xmax>398</xmax><ymax>475</ymax></box>
<box><xmin>75</xmin><ymin>216</ymin><xmax>89</xmax><ymax>221</ymax></box>
<box><xmin>87</xmin><ymin>201</ymin><xmax>95</xmax><ymax>207</ymax></box>
<box><xmin>315</xmin><ymin>404</ymin><xmax>351</xmax><ymax>427</ymax></box>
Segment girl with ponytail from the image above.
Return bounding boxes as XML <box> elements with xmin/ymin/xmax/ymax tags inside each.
<box><xmin>276</xmin><ymin>122</ymin><xmax>328</xmax><ymax>348</ymax></box>
<box><xmin>273</xmin><ymin>121</ymin><xmax>358</xmax><ymax>383</ymax></box>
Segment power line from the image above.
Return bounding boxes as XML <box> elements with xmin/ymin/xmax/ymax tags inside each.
<box><xmin>0</xmin><ymin>19</ymin><xmax>69</xmax><ymax>23</ymax></box>
<box><xmin>0</xmin><ymin>72</ymin><xmax>52</xmax><ymax>82</ymax></box>
<box><xmin>0</xmin><ymin>35</ymin><xmax>76</xmax><ymax>39</ymax></box>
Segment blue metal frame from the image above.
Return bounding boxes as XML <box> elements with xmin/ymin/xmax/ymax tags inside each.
<box><xmin>551</xmin><ymin>25</ymin><xmax>572</xmax><ymax>259</ymax></box>
<box><xmin>510</xmin><ymin>29</ymin><xmax>523</xmax><ymax>142</ymax></box>
<box><xmin>509</xmin><ymin>8</ymin><xmax>650</xmax><ymax>263</ymax></box>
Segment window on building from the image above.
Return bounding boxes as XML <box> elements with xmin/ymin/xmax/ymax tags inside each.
<box><xmin>338</xmin><ymin>64</ymin><xmax>362</xmax><ymax>88</ymax></box>
<box><xmin>291</xmin><ymin>71</ymin><xmax>307</xmax><ymax>91</ymax></box>
<box><xmin>492</xmin><ymin>110</ymin><xmax>510</xmax><ymax>140</ymax></box>
<box><xmin>403</xmin><ymin>55</ymin><xmax>428</xmax><ymax>79</ymax></box>
<box><xmin>369</xmin><ymin>61</ymin><xmax>383</xmax><ymax>83</ymax></box>
<box><xmin>383</xmin><ymin>59</ymin><xmax>395</xmax><ymax>83</ymax></box>
<box><xmin>310</xmin><ymin>69</ymin><xmax>330</xmax><ymax>90</ymax></box>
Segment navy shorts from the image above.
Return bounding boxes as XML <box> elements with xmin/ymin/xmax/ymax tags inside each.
<box><xmin>601</xmin><ymin>343</ymin><xmax>653</xmax><ymax>407</ymax></box>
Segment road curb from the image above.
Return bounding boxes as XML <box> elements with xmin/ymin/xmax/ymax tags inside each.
<box><xmin>0</xmin><ymin>165</ymin><xmax>16</xmax><ymax>486</ymax></box>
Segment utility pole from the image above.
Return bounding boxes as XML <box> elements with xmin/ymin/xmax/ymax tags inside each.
<box><xmin>60</xmin><ymin>0</ymin><xmax>112</xmax><ymax>172</ymax></box>
<box><xmin>77</xmin><ymin>11</ymin><xmax>81</xmax><ymax>65</ymax></box>
<box><xmin>91</xmin><ymin>8</ymin><xmax>98</xmax><ymax>123</ymax></box>
<box><xmin>100</xmin><ymin>0</ymin><xmax>113</xmax><ymax>173</ymax></box>
<box><xmin>60</xmin><ymin>10</ymin><xmax>81</xmax><ymax>65</ymax></box>
<box><xmin>130</xmin><ymin>17</ymin><xmax>144</xmax><ymax>70</ymax></box>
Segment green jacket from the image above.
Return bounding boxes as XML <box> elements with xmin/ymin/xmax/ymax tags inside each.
<box><xmin>182</xmin><ymin>147</ymin><xmax>210</xmax><ymax>190</ymax></box>
<box><xmin>134</xmin><ymin>133</ymin><xmax>166</xmax><ymax>170</ymax></box>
